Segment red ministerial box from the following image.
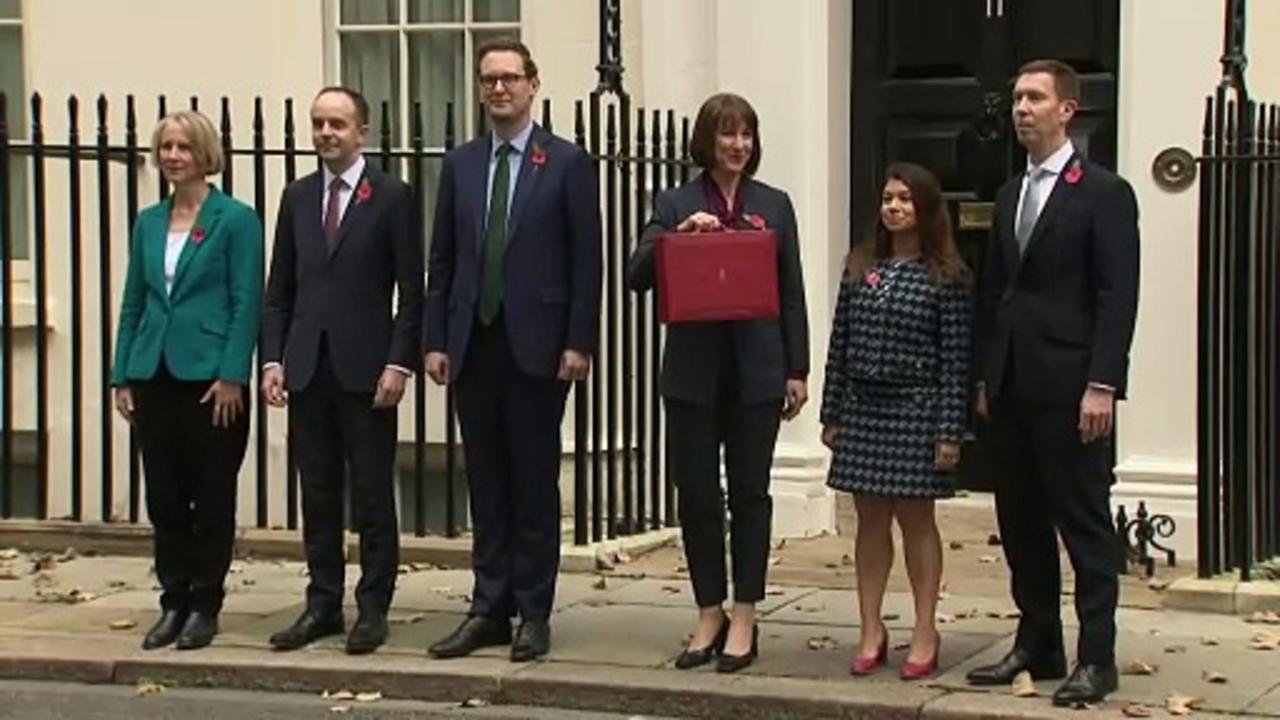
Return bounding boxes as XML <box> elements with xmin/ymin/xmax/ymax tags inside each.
<box><xmin>655</xmin><ymin>230</ymin><xmax>780</xmax><ymax>324</ymax></box>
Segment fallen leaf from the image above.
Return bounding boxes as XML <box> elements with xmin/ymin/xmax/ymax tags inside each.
<box><xmin>1121</xmin><ymin>659</ymin><xmax>1158</xmax><ymax>676</ymax></box>
<box><xmin>1122</xmin><ymin>704</ymin><xmax>1154</xmax><ymax>718</ymax></box>
<box><xmin>978</xmin><ymin>555</ymin><xmax>999</xmax><ymax>564</ymax></box>
<box><xmin>1147</xmin><ymin>578</ymin><xmax>1170</xmax><ymax>591</ymax></box>
<box><xmin>764</xmin><ymin>585</ymin><xmax>784</xmax><ymax>596</ymax></box>
<box><xmin>355</xmin><ymin>691</ymin><xmax>382</xmax><ymax>703</ymax></box>
<box><xmin>389</xmin><ymin>613</ymin><xmax>425</xmax><ymax>625</ymax></box>
<box><xmin>806</xmin><ymin>635</ymin><xmax>838</xmax><ymax>651</ymax></box>
<box><xmin>31</xmin><ymin>554</ymin><xmax>57</xmax><ymax>573</ymax></box>
<box><xmin>461</xmin><ymin>698</ymin><xmax>490</xmax><ymax>708</ymax></box>
<box><xmin>1249</xmin><ymin>631</ymin><xmax>1280</xmax><ymax>650</ymax></box>
<box><xmin>987</xmin><ymin>534</ymin><xmax>1002</xmax><ymax>546</ymax></box>
<box><xmin>936</xmin><ymin>612</ymin><xmax>956</xmax><ymax>624</ymax></box>
<box><xmin>592</xmin><ymin>576</ymin><xmax>607</xmax><ymax>590</ymax></box>
<box><xmin>0</xmin><ymin>549</ymin><xmax>18</xmax><ymax>560</ymax></box>
<box><xmin>1200</xmin><ymin>636</ymin><xmax>1220</xmax><ymax>646</ymax></box>
<box><xmin>674</xmin><ymin>565</ymin><xmax>688</xmax><ymax>574</ymax></box>
<box><xmin>1164</xmin><ymin>644</ymin><xmax>1188</xmax><ymax>654</ymax></box>
<box><xmin>108</xmin><ymin>619</ymin><xmax>137</xmax><ymax>631</ymax></box>
<box><xmin>823</xmin><ymin>562</ymin><xmax>839</xmax><ymax>569</ymax></box>
<box><xmin>1202</xmin><ymin>670</ymin><xmax>1228</xmax><ymax>684</ymax></box>
<box><xmin>595</xmin><ymin>553</ymin><xmax>616</xmax><ymax>571</ymax></box>
<box><xmin>769</xmin><ymin>556</ymin><xmax>782</xmax><ymax>567</ymax></box>
<box><xmin>241</xmin><ymin>578</ymin><xmax>256</xmax><ymax>587</ymax></box>
<box><xmin>948</xmin><ymin>541</ymin><xmax>965</xmax><ymax>551</ymax></box>
<box><xmin>57</xmin><ymin>547</ymin><xmax>79</xmax><ymax>563</ymax></box>
<box><xmin>881</xmin><ymin>613</ymin><xmax>900</xmax><ymax>621</ymax></box>
<box><xmin>773</xmin><ymin>538</ymin><xmax>788</xmax><ymax>550</ymax></box>
<box><xmin>107</xmin><ymin>580</ymin><xmax>130</xmax><ymax>589</ymax></box>
<box><xmin>893</xmin><ymin>641</ymin><xmax>911</xmax><ymax>651</ymax></box>
<box><xmin>409</xmin><ymin>562</ymin><xmax>434</xmax><ymax>572</ymax></box>
<box><xmin>329</xmin><ymin>707</ymin><xmax>351</xmax><ymax>715</ymax></box>
<box><xmin>954</xmin><ymin>608</ymin><xmax>980</xmax><ymax>620</ymax></box>
<box><xmin>323</xmin><ymin>690</ymin><xmax>355</xmax><ymax>701</ymax></box>
<box><xmin>985</xmin><ymin>609</ymin><xmax>1021</xmax><ymax>620</ymax></box>
<box><xmin>0</xmin><ymin>565</ymin><xmax>18</xmax><ymax>581</ymax></box>
<box><xmin>660</xmin><ymin>585</ymin><xmax>682</xmax><ymax>594</ymax></box>
<box><xmin>615</xmin><ymin>550</ymin><xmax>632</xmax><ymax>564</ymax></box>
<box><xmin>136</xmin><ymin>682</ymin><xmax>166</xmax><ymax>697</ymax></box>
<box><xmin>1245</xmin><ymin>610</ymin><xmax>1280</xmax><ymax>625</ymax></box>
<box><xmin>1165</xmin><ymin>694</ymin><xmax>1205</xmax><ymax>716</ymax></box>
<box><xmin>840</xmin><ymin>553</ymin><xmax>854</xmax><ymax>566</ymax></box>
<box><xmin>1011</xmin><ymin>670</ymin><xmax>1037</xmax><ymax>697</ymax></box>
<box><xmin>227</xmin><ymin>564</ymin><xmax>245</xmax><ymax>575</ymax></box>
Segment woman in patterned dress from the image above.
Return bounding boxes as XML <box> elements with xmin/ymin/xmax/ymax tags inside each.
<box><xmin>820</xmin><ymin>162</ymin><xmax>971</xmax><ymax>680</ymax></box>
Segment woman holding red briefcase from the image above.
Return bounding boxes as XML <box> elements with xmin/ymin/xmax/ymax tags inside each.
<box><xmin>625</xmin><ymin>92</ymin><xmax>809</xmax><ymax>674</ymax></box>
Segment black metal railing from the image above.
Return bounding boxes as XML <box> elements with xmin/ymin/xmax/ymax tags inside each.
<box><xmin>0</xmin><ymin>90</ymin><xmax>691</xmax><ymax>546</ymax></box>
<box><xmin>1194</xmin><ymin>53</ymin><xmax>1280</xmax><ymax>578</ymax></box>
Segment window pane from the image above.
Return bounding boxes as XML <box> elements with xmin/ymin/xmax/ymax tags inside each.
<box><xmin>340</xmin><ymin>0</ymin><xmax>397</xmax><ymax>25</ymax></box>
<box><xmin>408</xmin><ymin>31</ymin><xmax>463</xmax><ymax>147</ymax></box>
<box><xmin>408</xmin><ymin>0</ymin><xmax>462</xmax><ymax>22</ymax></box>
<box><xmin>340</xmin><ymin>32</ymin><xmax>400</xmax><ymax>145</ymax></box>
<box><xmin>0</xmin><ymin>25</ymin><xmax>26</xmax><ymax>260</ymax></box>
<box><xmin>0</xmin><ymin>0</ymin><xmax>18</xmax><ymax>20</ymax></box>
<box><xmin>474</xmin><ymin>0</ymin><xmax>519</xmax><ymax>22</ymax></box>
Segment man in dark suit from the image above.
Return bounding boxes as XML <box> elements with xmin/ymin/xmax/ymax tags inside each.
<box><xmin>423</xmin><ymin>38</ymin><xmax>601</xmax><ymax>663</ymax></box>
<box><xmin>261</xmin><ymin>86</ymin><xmax>424</xmax><ymax>655</ymax></box>
<box><xmin>967</xmin><ymin>60</ymin><xmax>1139</xmax><ymax>706</ymax></box>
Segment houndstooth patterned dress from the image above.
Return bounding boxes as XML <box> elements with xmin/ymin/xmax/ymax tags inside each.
<box><xmin>820</xmin><ymin>258</ymin><xmax>971</xmax><ymax>498</ymax></box>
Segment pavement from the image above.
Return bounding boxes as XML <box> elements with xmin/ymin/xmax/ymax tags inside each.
<box><xmin>0</xmin><ymin>500</ymin><xmax>1275</xmax><ymax>719</ymax></box>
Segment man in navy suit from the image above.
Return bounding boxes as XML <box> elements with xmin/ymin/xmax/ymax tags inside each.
<box><xmin>424</xmin><ymin>38</ymin><xmax>602</xmax><ymax>662</ymax></box>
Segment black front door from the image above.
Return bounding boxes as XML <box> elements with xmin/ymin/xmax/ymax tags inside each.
<box><xmin>850</xmin><ymin>0</ymin><xmax>1120</xmax><ymax>490</ymax></box>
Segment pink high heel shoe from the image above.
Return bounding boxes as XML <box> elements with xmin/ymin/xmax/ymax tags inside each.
<box><xmin>849</xmin><ymin>625</ymin><xmax>889</xmax><ymax>676</ymax></box>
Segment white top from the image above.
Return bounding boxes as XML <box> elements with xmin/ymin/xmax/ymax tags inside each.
<box><xmin>1015</xmin><ymin>139</ymin><xmax>1075</xmax><ymax>233</ymax></box>
<box><xmin>164</xmin><ymin>230</ymin><xmax>186</xmax><ymax>295</ymax></box>
<box><xmin>321</xmin><ymin>155</ymin><xmax>367</xmax><ymax>224</ymax></box>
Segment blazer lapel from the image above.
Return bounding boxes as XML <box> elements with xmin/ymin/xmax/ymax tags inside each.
<box><xmin>1019</xmin><ymin>153</ymin><xmax>1079</xmax><ymax>264</ymax></box>
<box><xmin>142</xmin><ymin>208</ymin><xmax>169</xmax><ymax>300</ymax></box>
<box><xmin>328</xmin><ymin>162</ymin><xmax>373</xmax><ymax>259</ymax></box>
<box><xmin>169</xmin><ymin>187</ymin><xmax>227</xmax><ymax>299</ymax></box>
<box><xmin>466</xmin><ymin>139</ymin><xmax>491</xmax><ymax>260</ymax></box>
<box><xmin>504</xmin><ymin>126</ymin><xmax>547</xmax><ymax>244</ymax></box>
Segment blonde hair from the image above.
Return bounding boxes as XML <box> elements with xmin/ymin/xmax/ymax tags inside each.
<box><xmin>150</xmin><ymin>110</ymin><xmax>223</xmax><ymax>175</ymax></box>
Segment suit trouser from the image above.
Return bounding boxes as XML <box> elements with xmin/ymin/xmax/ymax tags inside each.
<box><xmin>455</xmin><ymin>317</ymin><xmax>569</xmax><ymax>622</ymax></box>
<box><xmin>290</xmin><ymin>342</ymin><xmax>399</xmax><ymax>617</ymax></box>
<box><xmin>134</xmin><ymin>363</ymin><xmax>249</xmax><ymax>615</ymax></box>
<box><xmin>665</xmin><ymin>395</ymin><xmax>782</xmax><ymax>608</ymax></box>
<box><xmin>987</xmin><ymin>384</ymin><xmax>1119</xmax><ymax>666</ymax></box>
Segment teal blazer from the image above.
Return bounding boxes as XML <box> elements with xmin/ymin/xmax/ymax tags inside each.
<box><xmin>112</xmin><ymin>186</ymin><xmax>264</xmax><ymax>386</ymax></box>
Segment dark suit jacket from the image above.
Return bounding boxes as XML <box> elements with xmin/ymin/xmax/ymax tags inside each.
<box><xmin>424</xmin><ymin>124</ymin><xmax>602</xmax><ymax>380</ymax></box>
<box><xmin>626</xmin><ymin>174</ymin><xmax>810</xmax><ymax>405</ymax></box>
<box><xmin>976</xmin><ymin>154</ymin><xmax>1140</xmax><ymax>407</ymax></box>
<box><xmin>262</xmin><ymin>161</ymin><xmax>424</xmax><ymax>393</ymax></box>
<box><xmin>113</xmin><ymin>187</ymin><xmax>263</xmax><ymax>386</ymax></box>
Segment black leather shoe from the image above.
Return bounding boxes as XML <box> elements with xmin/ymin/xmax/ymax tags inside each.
<box><xmin>966</xmin><ymin>648</ymin><xmax>1068</xmax><ymax>686</ymax></box>
<box><xmin>428</xmin><ymin>616</ymin><xmax>512</xmax><ymax>659</ymax></box>
<box><xmin>1052</xmin><ymin>664</ymin><xmax>1119</xmax><ymax>707</ymax></box>
<box><xmin>716</xmin><ymin>624</ymin><xmax>759</xmax><ymax>674</ymax></box>
<box><xmin>142</xmin><ymin>609</ymin><xmax>188</xmax><ymax>650</ymax></box>
<box><xmin>674</xmin><ymin>613</ymin><xmax>730</xmax><ymax>670</ymax></box>
<box><xmin>268</xmin><ymin>610</ymin><xmax>345</xmax><ymax>651</ymax></box>
<box><xmin>174</xmin><ymin>611</ymin><xmax>218</xmax><ymax>650</ymax></box>
<box><xmin>510</xmin><ymin>620</ymin><xmax>551</xmax><ymax>662</ymax></box>
<box><xmin>345</xmin><ymin>613</ymin><xmax>388</xmax><ymax>655</ymax></box>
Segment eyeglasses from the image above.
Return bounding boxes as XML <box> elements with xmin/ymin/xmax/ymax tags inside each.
<box><xmin>478</xmin><ymin>73</ymin><xmax>527</xmax><ymax>90</ymax></box>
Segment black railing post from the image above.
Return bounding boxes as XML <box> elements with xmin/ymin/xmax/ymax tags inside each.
<box><xmin>573</xmin><ymin>99</ymin><xmax>589</xmax><ymax>547</ymax></box>
<box><xmin>0</xmin><ymin>92</ymin><xmax>12</xmax><ymax>517</ymax></box>
<box><xmin>596</xmin><ymin>0</ymin><xmax>624</xmax><ymax>95</ymax></box>
<box><xmin>410</xmin><ymin>99</ymin><xmax>426</xmax><ymax>538</ymax></box>
<box><xmin>252</xmin><ymin>97</ymin><xmax>269</xmax><ymax>528</ymax></box>
<box><xmin>1196</xmin><ymin>95</ymin><xmax>1218</xmax><ymax>578</ymax></box>
<box><xmin>618</xmin><ymin>94</ymin><xmax>633</xmax><ymax>536</ymax></box>
<box><xmin>31</xmin><ymin>93</ymin><xmax>50</xmax><ymax>520</ymax></box>
<box><xmin>649</xmin><ymin>108</ymin><xmax>662</xmax><ymax>530</ymax></box>
<box><xmin>443</xmin><ymin>101</ymin><xmax>460</xmax><ymax>539</ymax></box>
<box><xmin>95</xmin><ymin>95</ymin><xmax>114</xmax><ymax>522</ymax></box>
<box><xmin>68</xmin><ymin>95</ymin><xmax>84</xmax><ymax>522</ymax></box>
<box><xmin>634</xmin><ymin>107</ymin><xmax>648</xmax><ymax>532</ymax></box>
<box><xmin>124</xmin><ymin>95</ymin><xmax>140</xmax><ymax>524</ymax></box>
<box><xmin>282</xmin><ymin>97</ymin><xmax>300</xmax><ymax>532</ymax></box>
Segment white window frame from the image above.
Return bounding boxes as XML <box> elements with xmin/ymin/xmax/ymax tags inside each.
<box><xmin>328</xmin><ymin>0</ymin><xmax>521</xmax><ymax>151</ymax></box>
<box><xmin>1</xmin><ymin>0</ymin><xmax>30</xmax><ymax>272</ymax></box>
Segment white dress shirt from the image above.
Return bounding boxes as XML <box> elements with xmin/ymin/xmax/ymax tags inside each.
<box><xmin>321</xmin><ymin>155</ymin><xmax>367</xmax><ymax>225</ymax></box>
<box><xmin>163</xmin><ymin>230</ymin><xmax>186</xmax><ymax>295</ymax></box>
<box><xmin>1014</xmin><ymin>139</ymin><xmax>1075</xmax><ymax>234</ymax></box>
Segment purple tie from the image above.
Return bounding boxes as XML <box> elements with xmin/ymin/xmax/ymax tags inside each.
<box><xmin>324</xmin><ymin>176</ymin><xmax>346</xmax><ymax>250</ymax></box>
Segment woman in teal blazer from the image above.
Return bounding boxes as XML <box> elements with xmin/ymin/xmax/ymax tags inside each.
<box><xmin>112</xmin><ymin>110</ymin><xmax>263</xmax><ymax>651</ymax></box>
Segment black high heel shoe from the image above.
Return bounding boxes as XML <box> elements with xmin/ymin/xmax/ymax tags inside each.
<box><xmin>674</xmin><ymin>613</ymin><xmax>730</xmax><ymax>670</ymax></box>
<box><xmin>716</xmin><ymin>623</ymin><xmax>759</xmax><ymax>674</ymax></box>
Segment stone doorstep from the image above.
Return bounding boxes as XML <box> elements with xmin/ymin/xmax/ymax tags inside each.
<box><xmin>0</xmin><ymin>520</ymin><xmax>674</xmax><ymax>574</ymax></box>
<box><xmin>1164</xmin><ymin>573</ymin><xmax>1280</xmax><ymax>615</ymax></box>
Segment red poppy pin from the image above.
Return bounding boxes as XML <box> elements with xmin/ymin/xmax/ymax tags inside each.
<box><xmin>530</xmin><ymin>144</ymin><xmax>548</xmax><ymax>167</ymax></box>
<box><xmin>865</xmin><ymin>270</ymin><xmax>881</xmax><ymax>288</ymax></box>
<box><xmin>744</xmin><ymin>213</ymin><xmax>767</xmax><ymax>230</ymax></box>
<box><xmin>190</xmin><ymin>228</ymin><xmax>206</xmax><ymax>244</ymax></box>
<box><xmin>355</xmin><ymin>179</ymin><xmax>374</xmax><ymax>204</ymax></box>
<box><xmin>1064</xmin><ymin>159</ymin><xmax>1083</xmax><ymax>186</ymax></box>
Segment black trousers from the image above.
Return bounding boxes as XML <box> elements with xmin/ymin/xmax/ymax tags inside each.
<box><xmin>665</xmin><ymin>395</ymin><xmax>781</xmax><ymax>608</ymax></box>
<box><xmin>988</xmin><ymin>382</ymin><xmax>1119</xmax><ymax>666</ymax></box>
<box><xmin>134</xmin><ymin>364</ymin><xmax>248</xmax><ymax>615</ymax></box>
<box><xmin>290</xmin><ymin>342</ymin><xmax>399</xmax><ymax>617</ymax></box>
<box><xmin>455</xmin><ymin>317</ymin><xmax>568</xmax><ymax>622</ymax></box>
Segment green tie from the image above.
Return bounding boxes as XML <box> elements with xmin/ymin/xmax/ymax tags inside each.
<box><xmin>479</xmin><ymin>143</ymin><xmax>514</xmax><ymax>325</ymax></box>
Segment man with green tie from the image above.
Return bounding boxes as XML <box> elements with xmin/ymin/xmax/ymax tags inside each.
<box><xmin>423</xmin><ymin>38</ymin><xmax>601</xmax><ymax>662</ymax></box>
